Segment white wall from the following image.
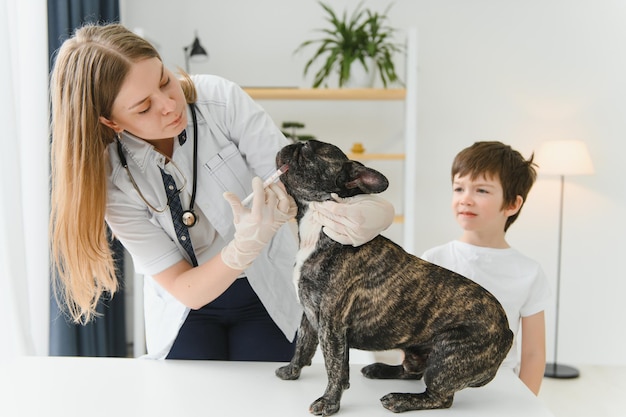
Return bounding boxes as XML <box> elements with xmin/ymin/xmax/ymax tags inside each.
<box><xmin>121</xmin><ymin>0</ymin><xmax>626</xmax><ymax>366</ymax></box>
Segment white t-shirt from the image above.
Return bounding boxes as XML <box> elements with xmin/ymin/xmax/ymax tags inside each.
<box><xmin>421</xmin><ymin>240</ymin><xmax>551</xmax><ymax>371</ymax></box>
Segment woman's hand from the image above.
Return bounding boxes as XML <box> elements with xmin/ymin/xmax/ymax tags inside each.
<box><xmin>309</xmin><ymin>194</ymin><xmax>394</xmax><ymax>246</ymax></box>
<box><xmin>221</xmin><ymin>177</ymin><xmax>296</xmax><ymax>270</ymax></box>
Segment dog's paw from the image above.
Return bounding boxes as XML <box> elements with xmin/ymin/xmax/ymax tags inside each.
<box><xmin>380</xmin><ymin>393</ymin><xmax>413</xmax><ymax>413</ymax></box>
<box><xmin>380</xmin><ymin>392</ymin><xmax>453</xmax><ymax>412</ymax></box>
<box><xmin>310</xmin><ymin>396</ymin><xmax>340</xmax><ymax>416</ymax></box>
<box><xmin>362</xmin><ymin>363</ymin><xmax>423</xmax><ymax>380</ymax></box>
<box><xmin>275</xmin><ymin>364</ymin><xmax>302</xmax><ymax>380</ymax></box>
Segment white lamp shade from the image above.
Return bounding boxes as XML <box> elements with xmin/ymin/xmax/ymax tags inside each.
<box><xmin>534</xmin><ymin>140</ymin><xmax>594</xmax><ymax>176</ymax></box>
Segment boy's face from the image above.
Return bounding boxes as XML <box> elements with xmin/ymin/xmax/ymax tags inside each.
<box><xmin>451</xmin><ymin>173</ymin><xmax>519</xmax><ymax>235</ymax></box>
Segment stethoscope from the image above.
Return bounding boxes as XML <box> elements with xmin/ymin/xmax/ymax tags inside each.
<box><xmin>116</xmin><ymin>103</ymin><xmax>199</xmax><ymax>227</ymax></box>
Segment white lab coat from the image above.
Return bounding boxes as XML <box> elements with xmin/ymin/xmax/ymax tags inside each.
<box><xmin>105</xmin><ymin>74</ymin><xmax>302</xmax><ymax>359</ymax></box>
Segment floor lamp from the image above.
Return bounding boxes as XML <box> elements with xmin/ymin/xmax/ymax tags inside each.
<box><xmin>535</xmin><ymin>140</ymin><xmax>594</xmax><ymax>379</ymax></box>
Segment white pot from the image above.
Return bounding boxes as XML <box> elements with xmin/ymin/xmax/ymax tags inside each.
<box><xmin>344</xmin><ymin>58</ymin><xmax>377</xmax><ymax>88</ymax></box>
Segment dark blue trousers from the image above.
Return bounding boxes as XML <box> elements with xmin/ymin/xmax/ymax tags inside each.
<box><xmin>166</xmin><ymin>278</ymin><xmax>295</xmax><ymax>361</ymax></box>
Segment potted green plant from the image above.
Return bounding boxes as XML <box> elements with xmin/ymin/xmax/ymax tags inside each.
<box><xmin>281</xmin><ymin>121</ymin><xmax>316</xmax><ymax>142</ymax></box>
<box><xmin>295</xmin><ymin>1</ymin><xmax>404</xmax><ymax>88</ymax></box>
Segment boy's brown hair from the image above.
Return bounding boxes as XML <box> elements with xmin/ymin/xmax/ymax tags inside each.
<box><xmin>451</xmin><ymin>141</ymin><xmax>537</xmax><ymax>231</ymax></box>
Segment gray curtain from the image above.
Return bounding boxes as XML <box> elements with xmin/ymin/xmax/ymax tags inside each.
<box><xmin>48</xmin><ymin>0</ymin><xmax>127</xmax><ymax>357</ymax></box>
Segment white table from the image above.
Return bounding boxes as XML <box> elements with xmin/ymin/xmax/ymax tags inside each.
<box><xmin>0</xmin><ymin>356</ymin><xmax>554</xmax><ymax>416</ymax></box>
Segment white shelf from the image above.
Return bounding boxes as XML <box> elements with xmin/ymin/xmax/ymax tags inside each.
<box><xmin>347</xmin><ymin>153</ymin><xmax>405</xmax><ymax>161</ymax></box>
<box><xmin>245</xmin><ymin>28</ymin><xmax>418</xmax><ymax>253</ymax></box>
<box><xmin>243</xmin><ymin>88</ymin><xmax>406</xmax><ymax>101</ymax></box>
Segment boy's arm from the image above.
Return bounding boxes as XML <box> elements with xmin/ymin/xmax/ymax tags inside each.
<box><xmin>518</xmin><ymin>311</ymin><xmax>546</xmax><ymax>395</ymax></box>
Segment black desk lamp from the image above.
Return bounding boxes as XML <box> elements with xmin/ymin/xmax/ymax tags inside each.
<box><xmin>184</xmin><ymin>32</ymin><xmax>208</xmax><ymax>73</ymax></box>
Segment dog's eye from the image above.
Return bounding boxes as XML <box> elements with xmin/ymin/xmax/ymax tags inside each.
<box><xmin>302</xmin><ymin>143</ymin><xmax>316</xmax><ymax>158</ymax></box>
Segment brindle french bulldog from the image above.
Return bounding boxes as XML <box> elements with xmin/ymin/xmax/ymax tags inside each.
<box><xmin>275</xmin><ymin>139</ymin><xmax>513</xmax><ymax>416</ymax></box>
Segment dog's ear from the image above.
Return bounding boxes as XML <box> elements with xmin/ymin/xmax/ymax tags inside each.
<box><xmin>337</xmin><ymin>161</ymin><xmax>389</xmax><ymax>194</ymax></box>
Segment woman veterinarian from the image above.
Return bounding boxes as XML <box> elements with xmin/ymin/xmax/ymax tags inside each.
<box><xmin>49</xmin><ymin>23</ymin><xmax>394</xmax><ymax>361</ymax></box>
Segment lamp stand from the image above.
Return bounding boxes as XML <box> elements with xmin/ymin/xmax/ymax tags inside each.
<box><xmin>544</xmin><ymin>175</ymin><xmax>580</xmax><ymax>379</ymax></box>
<box><xmin>184</xmin><ymin>46</ymin><xmax>190</xmax><ymax>73</ymax></box>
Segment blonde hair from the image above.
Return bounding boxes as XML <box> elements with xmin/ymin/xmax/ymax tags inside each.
<box><xmin>50</xmin><ymin>23</ymin><xmax>196</xmax><ymax>323</ymax></box>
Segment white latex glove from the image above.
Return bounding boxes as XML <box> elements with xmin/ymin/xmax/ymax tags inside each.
<box><xmin>221</xmin><ymin>177</ymin><xmax>297</xmax><ymax>270</ymax></box>
<box><xmin>309</xmin><ymin>193</ymin><xmax>395</xmax><ymax>246</ymax></box>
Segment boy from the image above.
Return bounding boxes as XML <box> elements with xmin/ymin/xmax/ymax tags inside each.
<box><xmin>422</xmin><ymin>141</ymin><xmax>551</xmax><ymax>395</ymax></box>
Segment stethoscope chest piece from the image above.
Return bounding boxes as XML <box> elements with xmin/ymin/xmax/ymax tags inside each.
<box><xmin>117</xmin><ymin>103</ymin><xmax>201</xmax><ymax>229</ymax></box>
<box><xmin>181</xmin><ymin>210</ymin><xmax>198</xmax><ymax>227</ymax></box>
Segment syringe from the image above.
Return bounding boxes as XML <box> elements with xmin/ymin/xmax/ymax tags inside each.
<box><xmin>241</xmin><ymin>164</ymin><xmax>289</xmax><ymax>206</ymax></box>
